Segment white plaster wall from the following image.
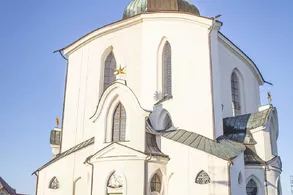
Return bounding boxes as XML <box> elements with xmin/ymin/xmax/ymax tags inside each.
<box><xmin>37</xmin><ymin>144</ymin><xmax>93</xmax><ymax>195</ymax></box>
<box><xmin>147</xmin><ymin>158</ymin><xmax>168</xmax><ymax>195</ymax></box>
<box><xmin>61</xmin><ymin>22</ymin><xmax>143</xmax><ymax>152</ymax></box>
<box><xmin>266</xmin><ymin>169</ymin><xmax>281</xmax><ymax>195</ymax></box>
<box><xmin>61</xmin><ymin>13</ymin><xmax>219</xmax><ymax>149</ymax></box>
<box><xmin>218</xmin><ymin>39</ymin><xmax>261</xmax><ymax>117</ymax></box>
<box><xmin>140</xmin><ymin>15</ymin><xmax>215</xmax><ymax>139</ymax></box>
<box><xmin>245</xmin><ymin>166</ymin><xmax>266</xmax><ymax>195</ymax></box>
<box><xmin>230</xmin><ymin>153</ymin><xmax>246</xmax><ymax>195</ymax></box>
<box><xmin>92</xmin><ymin>83</ymin><xmax>149</xmax><ymax>153</ymax></box>
<box><xmin>251</xmin><ymin>129</ymin><xmax>275</xmax><ymax>161</ymax></box>
<box><xmin>161</xmin><ymin>137</ymin><xmax>229</xmax><ymax>195</ymax></box>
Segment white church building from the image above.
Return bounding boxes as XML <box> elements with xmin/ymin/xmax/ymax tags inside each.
<box><xmin>33</xmin><ymin>0</ymin><xmax>282</xmax><ymax>195</ymax></box>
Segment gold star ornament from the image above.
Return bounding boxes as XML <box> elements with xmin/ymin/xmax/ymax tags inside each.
<box><xmin>114</xmin><ymin>65</ymin><xmax>126</xmax><ymax>76</ymax></box>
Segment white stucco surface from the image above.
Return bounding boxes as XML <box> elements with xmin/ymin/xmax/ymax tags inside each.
<box><xmin>35</xmin><ymin>9</ymin><xmax>282</xmax><ymax>195</ymax></box>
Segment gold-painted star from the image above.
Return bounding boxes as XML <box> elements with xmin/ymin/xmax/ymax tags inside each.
<box><xmin>114</xmin><ymin>65</ymin><xmax>126</xmax><ymax>76</ymax></box>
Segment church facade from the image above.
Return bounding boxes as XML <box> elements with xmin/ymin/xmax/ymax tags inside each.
<box><xmin>33</xmin><ymin>1</ymin><xmax>282</xmax><ymax>195</ymax></box>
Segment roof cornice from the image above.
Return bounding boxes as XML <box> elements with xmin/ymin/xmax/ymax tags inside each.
<box><xmin>61</xmin><ymin>12</ymin><xmax>216</xmax><ymax>56</ymax></box>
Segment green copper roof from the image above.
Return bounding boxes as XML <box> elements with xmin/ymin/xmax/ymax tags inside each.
<box><xmin>162</xmin><ymin>129</ymin><xmax>246</xmax><ymax>160</ymax></box>
<box><xmin>123</xmin><ymin>0</ymin><xmax>200</xmax><ymax>19</ymax></box>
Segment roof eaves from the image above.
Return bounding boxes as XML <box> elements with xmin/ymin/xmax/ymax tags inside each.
<box><xmin>218</xmin><ymin>31</ymin><xmax>269</xmax><ymax>85</ymax></box>
<box><xmin>32</xmin><ymin>137</ymin><xmax>94</xmax><ymax>174</ymax></box>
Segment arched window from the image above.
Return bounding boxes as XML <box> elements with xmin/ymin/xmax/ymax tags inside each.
<box><xmin>231</xmin><ymin>72</ymin><xmax>241</xmax><ymax>116</ymax></box>
<box><xmin>162</xmin><ymin>41</ymin><xmax>172</xmax><ymax>97</ymax></box>
<box><xmin>246</xmin><ymin>179</ymin><xmax>257</xmax><ymax>195</ymax></box>
<box><xmin>107</xmin><ymin>172</ymin><xmax>124</xmax><ymax>195</ymax></box>
<box><xmin>150</xmin><ymin>173</ymin><xmax>162</xmax><ymax>193</ymax></box>
<box><xmin>238</xmin><ymin>172</ymin><xmax>243</xmax><ymax>185</ymax></box>
<box><xmin>104</xmin><ymin>52</ymin><xmax>116</xmax><ymax>90</ymax></box>
<box><xmin>195</xmin><ymin>170</ymin><xmax>210</xmax><ymax>184</ymax></box>
<box><xmin>49</xmin><ymin>177</ymin><xmax>59</xmax><ymax>189</ymax></box>
<box><xmin>112</xmin><ymin>103</ymin><xmax>126</xmax><ymax>142</ymax></box>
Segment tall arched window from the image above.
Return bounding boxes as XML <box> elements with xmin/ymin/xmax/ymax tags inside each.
<box><xmin>112</xmin><ymin>103</ymin><xmax>126</xmax><ymax>142</ymax></box>
<box><xmin>231</xmin><ymin>72</ymin><xmax>241</xmax><ymax>116</ymax></box>
<box><xmin>162</xmin><ymin>41</ymin><xmax>172</xmax><ymax>96</ymax></box>
<box><xmin>104</xmin><ymin>52</ymin><xmax>116</xmax><ymax>91</ymax></box>
<box><xmin>246</xmin><ymin>179</ymin><xmax>257</xmax><ymax>195</ymax></box>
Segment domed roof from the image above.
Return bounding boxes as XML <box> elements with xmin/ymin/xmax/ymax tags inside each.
<box><xmin>123</xmin><ymin>0</ymin><xmax>200</xmax><ymax>19</ymax></box>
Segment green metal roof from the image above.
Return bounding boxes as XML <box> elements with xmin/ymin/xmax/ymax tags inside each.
<box><xmin>223</xmin><ymin>107</ymin><xmax>273</xmax><ymax>145</ymax></box>
<box><xmin>33</xmin><ymin>137</ymin><xmax>94</xmax><ymax>174</ymax></box>
<box><xmin>162</xmin><ymin>129</ymin><xmax>246</xmax><ymax>160</ymax></box>
<box><xmin>123</xmin><ymin>0</ymin><xmax>200</xmax><ymax>19</ymax></box>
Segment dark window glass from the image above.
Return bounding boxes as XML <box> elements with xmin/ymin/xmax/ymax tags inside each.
<box><xmin>231</xmin><ymin>72</ymin><xmax>241</xmax><ymax>116</ymax></box>
<box><xmin>162</xmin><ymin>42</ymin><xmax>172</xmax><ymax>96</ymax></box>
<box><xmin>246</xmin><ymin>179</ymin><xmax>257</xmax><ymax>195</ymax></box>
<box><xmin>112</xmin><ymin>103</ymin><xmax>126</xmax><ymax>142</ymax></box>
<box><xmin>49</xmin><ymin>177</ymin><xmax>59</xmax><ymax>189</ymax></box>
<box><xmin>104</xmin><ymin>52</ymin><xmax>116</xmax><ymax>90</ymax></box>
<box><xmin>151</xmin><ymin>173</ymin><xmax>161</xmax><ymax>193</ymax></box>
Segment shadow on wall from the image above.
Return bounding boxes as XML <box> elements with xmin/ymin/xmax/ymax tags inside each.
<box><xmin>211</xmin><ymin>181</ymin><xmax>229</xmax><ymax>186</ymax></box>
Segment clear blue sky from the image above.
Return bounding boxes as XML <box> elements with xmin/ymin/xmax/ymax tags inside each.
<box><xmin>0</xmin><ymin>0</ymin><xmax>292</xmax><ymax>194</ymax></box>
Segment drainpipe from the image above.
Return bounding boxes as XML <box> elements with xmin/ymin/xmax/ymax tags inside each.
<box><xmin>73</xmin><ymin>177</ymin><xmax>81</xmax><ymax>195</ymax></box>
<box><xmin>263</xmin><ymin>162</ymin><xmax>269</xmax><ymax>195</ymax></box>
<box><xmin>85</xmin><ymin>159</ymin><xmax>94</xmax><ymax>195</ymax></box>
<box><xmin>227</xmin><ymin>159</ymin><xmax>234</xmax><ymax>195</ymax></box>
<box><xmin>208</xmin><ymin>14</ymin><xmax>221</xmax><ymax>140</ymax></box>
<box><xmin>33</xmin><ymin>172</ymin><xmax>39</xmax><ymax>195</ymax></box>
<box><xmin>53</xmin><ymin>49</ymin><xmax>68</xmax><ymax>153</ymax></box>
<box><xmin>144</xmin><ymin>154</ymin><xmax>152</xmax><ymax>195</ymax></box>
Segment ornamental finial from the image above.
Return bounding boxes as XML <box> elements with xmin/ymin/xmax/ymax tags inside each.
<box><xmin>56</xmin><ymin>117</ymin><xmax>60</xmax><ymax>127</ymax></box>
<box><xmin>267</xmin><ymin>91</ymin><xmax>272</xmax><ymax>104</ymax></box>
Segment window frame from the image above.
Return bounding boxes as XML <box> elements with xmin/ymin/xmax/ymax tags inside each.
<box><xmin>103</xmin><ymin>52</ymin><xmax>117</xmax><ymax>91</ymax></box>
<box><xmin>195</xmin><ymin>170</ymin><xmax>211</xmax><ymax>185</ymax></box>
<box><xmin>48</xmin><ymin>177</ymin><xmax>60</xmax><ymax>190</ymax></box>
<box><xmin>112</xmin><ymin>103</ymin><xmax>127</xmax><ymax>142</ymax></box>
<box><xmin>231</xmin><ymin>71</ymin><xmax>242</xmax><ymax>116</ymax></box>
<box><xmin>246</xmin><ymin>179</ymin><xmax>258</xmax><ymax>195</ymax></box>
<box><xmin>162</xmin><ymin>41</ymin><xmax>172</xmax><ymax>97</ymax></box>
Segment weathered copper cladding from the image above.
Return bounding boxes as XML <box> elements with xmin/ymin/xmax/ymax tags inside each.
<box><xmin>148</xmin><ymin>0</ymin><xmax>179</xmax><ymax>11</ymax></box>
<box><xmin>123</xmin><ymin>0</ymin><xmax>200</xmax><ymax>19</ymax></box>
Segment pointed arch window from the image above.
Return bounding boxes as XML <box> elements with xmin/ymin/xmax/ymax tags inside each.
<box><xmin>112</xmin><ymin>103</ymin><xmax>126</xmax><ymax>142</ymax></box>
<box><xmin>231</xmin><ymin>72</ymin><xmax>241</xmax><ymax>116</ymax></box>
<box><xmin>104</xmin><ymin>52</ymin><xmax>116</xmax><ymax>90</ymax></box>
<box><xmin>150</xmin><ymin>173</ymin><xmax>162</xmax><ymax>193</ymax></box>
<box><xmin>107</xmin><ymin>171</ymin><xmax>124</xmax><ymax>195</ymax></box>
<box><xmin>195</xmin><ymin>170</ymin><xmax>210</xmax><ymax>184</ymax></box>
<box><xmin>246</xmin><ymin>179</ymin><xmax>257</xmax><ymax>195</ymax></box>
<box><xmin>49</xmin><ymin>177</ymin><xmax>59</xmax><ymax>189</ymax></box>
<box><xmin>162</xmin><ymin>41</ymin><xmax>172</xmax><ymax>97</ymax></box>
